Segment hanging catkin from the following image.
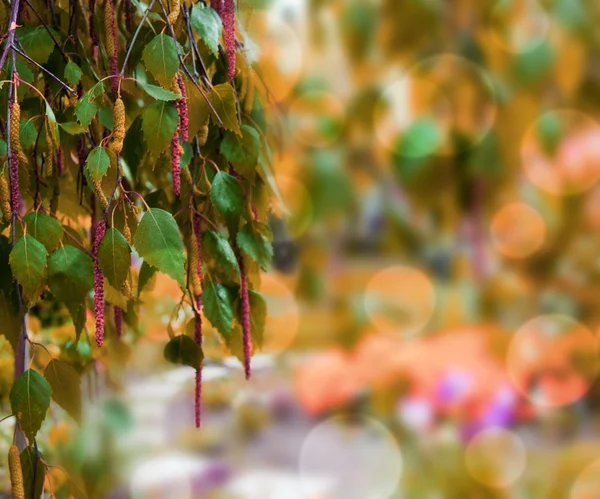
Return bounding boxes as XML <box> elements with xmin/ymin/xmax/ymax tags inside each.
<box><xmin>114</xmin><ymin>306</ymin><xmax>122</xmax><ymax>338</ymax></box>
<box><xmin>93</xmin><ymin>219</ymin><xmax>107</xmax><ymax>347</ymax></box>
<box><xmin>0</xmin><ymin>175</ymin><xmax>10</xmax><ymax>222</ymax></box>
<box><xmin>105</xmin><ymin>0</ymin><xmax>118</xmax><ymax>94</ymax></box>
<box><xmin>45</xmin><ymin>123</ymin><xmax>54</xmax><ymax>178</ymax></box>
<box><xmin>197</xmin><ymin>123</ymin><xmax>209</xmax><ymax>147</ymax></box>
<box><xmin>171</xmin><ymin>127</ymin><xmax>181</xmax><ymax>197</ymax></box>
<box><xmin>91</xmin><ymin>177</ymin><xmax>108</xmax><ymax>210</ymax></box>
<box><xmin>192</xmin><ymin>213</ymin><xmax>203</xmax><ymax>427</ymax></box>
<box><xmin>110</xmin><ymin>97</ymin><xmax>125</xmax><ymax>154</ymax></box>
<box><xmin>235</xmin><ymin>244</ymin><xmax>252</xmax><ymax>379</ymax></box>
<box><xmin>124</xmin><ymin>0</ymin><xmax>134</xmax><ymax>32</ymax></box>
<box><xmin>89</xmin><ymin>0</ymin><xmax>99</xmax><ymax>59</ymax></box>
<box><xmin>222</xmin><ymin>0</ymin><xmax>237</xmax><ymax>80</ymax></box>
<box><xmin>8</xmin><ymin>445</ymin><xmax>24</xmax><ymax>499</ymax></box>
<box><xmin>10</xmin><ymin>101</ymin><xmax>28</xmax><ymax>167</ymax></box>
<box><xmin>8</xmin><ymin>103</ymin><xmax>20</xmax><ymax>213</ymax></box>
<box><xmin>168</xmin><ymin>0</ymin><xmax>181</xmax><ymax>25</ymax></box>
<box><xmin>175</xmin><ymin>75</ymin><xmax>189</xmax><ymax>143</ymax></box>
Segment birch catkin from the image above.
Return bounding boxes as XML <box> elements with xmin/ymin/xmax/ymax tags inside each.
<box><xmin>235</xmin><ymin>244</ymin><xmax>252</xmax><ymax>379</ymax></box>
<box><xmin>0</xmin><ymin>175</ymin><xmax>11</xmax><ymax>222</ymax></box>
<box><xmin>222</xmin><ymin>0</ymin><xmax>237</xmax><ymax>80</ymax></box>
<box><xmin>91</xmin><ymin>177</ymin><xmax>108</xmax><ymax>210</ymax></box>
<box><xmin>168</xmin><ymin>0</ymin><xmax>181</xmax><ymax>25</ymax></box>
<box><xmin>192</xmin><ymin>213</ymin><xmax>203</xmax><ymax>427</ymax></box>
<box><xmin>8</xmin><ymin>445</ymin><xmax>24</xmax><ymax>499</ymax></box>
<box><xmin>171</xmin><ymin>128</ymin><xmax>181</xmax><ymax>197</ymax></box>
<box><xmin>105</xmin><ymin>0</ymin><xmax>118</xmax><ymax>93</ymax></box>
<box><xmin>10</xmin><ymin>101</ymin><xmax>28</xmax><ymax>167</ymax></box>
<box><xmin>93</xmin><ymin>219</ymin><xmax>107</xmax><ymax>347</ymax></box>
<box><xmin>176</xmin><ymin>74</ymin><xmax>189</xmax><ymax>143</ymax></box>
<box><xmin>89</xmin><ymin>0</ymin><xmax>99</xmax><ymax>59</ymax></box>
<box><xmin>110</xmin><ymin>97</ymin><xmax>126</xmax><ymax>154</ymax></box>
<box><xmin>45</xmin><ymin>125</ymin><xmax>54</xmax><ymax>178</ymax></box>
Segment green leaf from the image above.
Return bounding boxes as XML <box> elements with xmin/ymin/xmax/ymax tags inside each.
<box><xmin>0</xmin><ymin>139</ymin><xmax>5</xmax><ymax>156</ymax></box>
<box><xmin>210</xmin><ymin>171</ymin><xmax>243</xmax><ymax>231</ymax></box>
<box><xmin>134</xmin><ymin>208</ymin><xmax>185</xmax><ymax>287</ymax></box>
<box><xmin>138</xmin><ymin>261</ymin><xmax>157</xmax><ymax>296</ymax></box>
<box><xmin>0</xmin><ymin>236</ymin><xmax>21</xmax><ymax>351</ymax></box>
<box><xmin>64</xmin><ymin>61</ymin><xmax>83</xmax><ymax>87</ymax></box>
<box><xmin>190</xmin><ymin>4</ymin><xmax>223</xmax><ymax>56</ymax></box>
<box><xmin>85</xmin><ymin>146</ymin><xmax>111</xmax><ymax>181</ymax></box>
<box><xmin>23</xmin><ymin>212</ymin><xmax>63</xmax><ymax>253</ymax></box>
<box><xmin>220</xmin><ymin>124</ymin><xmax>261</xmax><ymax>180</ymax></box>
<box><xmin>202</xmin><ymin>230</ymin><xmax>240</xmax><ymax>280</ymax></box>
<box><xmin>17</xmin><ymin>26</ymin><xmax>57</xmax><ymax>64</ymax></box>
<box><xmin>59</xmin><ymin>121</ymin><xmax>87</xmax><ymax>135</ymax></box>
<box><xmin>164</xmin><ymin>335</ymin><xmax>203</xmax><ymax>368</ymax></box>
<box><xmin>203</xmin><ymin>277</ymin><xmax>234</xmax><ymax>337</ymax></box>
<box><xmin>10</xmin><ymin>370</ymin><xmax>52</xmax><ymax>442</ymax></box>
<box><xmin>48</xmin><ymin>245</ymin><xmax>94</xmax><ymax>312</ymax></box>
<box><xmin>98</xmin><ymin>228</ymin><xmax>131</xmax><ymax>290</ymax></box>
<box><xmin>20</xmin><ymin>447</ymin><xmax>45</xmax><ymax>499</ymax></box>
<box><xmin>138</xmin><ymin>81</ymin><xmax>181</xmax><ymax>101</ymax></box>
<box><xmin>141</xmin><ymin>101</ymin><xmax>179</xmax><ymax>157</ymax></box>
<box><xmin>142</xmin><ymin>33</ymin><xmax>181</xmax><ymax>88</ymax></box>
<box><xmin>236</xmin><ymin>222</ymin><xmax>273</xmax><ymax>270</ymax></box>
<box><xmin>20</xmin><ymin>120</ymin><xmax>37</xmax><ymax>147</ymax></box>
<box><xmin>44</xmin><ymin>359</ymin><xmax>82</xmax><ymax>422</ymax></box>
<box><xmin>9</xmin><ymin>235</ymin><xmax>48</xmax><ymax>300</ymax></box>
<box><xmin>209</xmin><ymin>83</ymin><xmax>241</xmax><ymax>134</ymax></box>
<box><xmin>75</xmin><ymin>82</ymin><xmax>105</xmax><ymax>128</ymax></box>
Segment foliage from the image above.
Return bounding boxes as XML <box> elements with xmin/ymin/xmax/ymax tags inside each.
<box><xmin>0</xmin><ymin>0</ymin><xmax>275</xmax><ymax>495</ymax></box>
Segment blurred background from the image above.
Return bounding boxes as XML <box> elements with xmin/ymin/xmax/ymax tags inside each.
<box><xmin>6</xmin><ymin>0</ymin><xmax>600</xmax><ymax>497</ymax></box>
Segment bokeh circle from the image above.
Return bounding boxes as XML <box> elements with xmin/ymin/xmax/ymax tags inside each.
<box><xmin>490</xmin><ymin>202</ymin><xmax>546</xmax><ymax>258</ymax></box>
<box><xmin>364</xmin><ymin>265</ymin><xmax>436</xmax><ymax>337</ymax></box>
<box><xmin>299</xmin><ymin>414</ymin><xmax>403</xmax><ymax>499</ymax></box>
<box><xmin>506</xmin><ymin>315</ymin><xmax>598</xmax><ymax>407</ymax></box>
<box><xmin>465</xmin><ymin>427</ymin><xmax>526</xmax><ymax>488</ymax></box>
<box><xmin>521</xmin><ymin>109</ymin><xmax>600</xmax><ymax>195</ymax></box>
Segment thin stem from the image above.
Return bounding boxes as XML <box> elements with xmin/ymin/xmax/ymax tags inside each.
<box><xmin>63</xmin><ymin>229</ymin><xmax>94</xmax><ymax>258</ymax></box>
<box><xmin>156</xmin><ymin>0</ymin><xmax>223</xmax><ymax>125</ymax></box>
<box><xmin>0</xmin><ymin>0</ymin><xmax>21</xmax><ymax>73</ymax></box>
<box><xmin>22</xmin><ymin>0</ymin><xmax>69</xmax><ymax>62</ymax></box>
<box><xmin>12</xmin><ymin>46</ymin><xmax>76</xmax><ymax>94</ymax></box>
<box><xmin>120</xmin><ymin>0</ymin><xmax>157</xmax><ymax>75</ymax></box>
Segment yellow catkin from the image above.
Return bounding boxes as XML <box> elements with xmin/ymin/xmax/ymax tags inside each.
<box><xmin>10</xmin><ymin>102</ymin><xmax>28</xmax><ymax>167</ymax></box>
<box><xmin>91</xmin><ymin>177</ymin><xmax>108</xmax><ymax>210</ymax></box>
<box><xmin>167</xmin><ymin>0</ymin><xmax>181</xmax><ymax>25</ymax></box>
<box><xmin>197</xmin><ymin>123</ymin><xmax>209</xmax><ymax>146</ymax></box>
<box><xmin>0</xmin><ymin>174</ymin><xmax>11</xmax><ymax>222</ymax></box>
<box><xmin>110</xmin><ymin>98</ymin><xmax>125</xmax><ymax>154</ymax></box>
<box><xmin>45</xmin><ymin>126</ymin><xmax>54</xmax><ymax>178</ymax></box>
<box><xmin>104</xmin><ymin>0</ymin><xmax>115</xmax><ymax>57</ymax></box>
<box><xmin>122</xmin><ymin>219</ymin><xmax>132</xmax><ymax>244</ymax></box>
<box><xmin>189</xmin><ymin>233</ymin><xmax>202</xmax><ymax>296</ymax></box>
<box><xmin>122</xmin><ymin>279</ymin><xmax>131</xmax><ymax>297</ymax></box>
<box><xmin>9</xmin><ymin>445</ymin><xmax>24</xmax><ymax>499</ymax></box>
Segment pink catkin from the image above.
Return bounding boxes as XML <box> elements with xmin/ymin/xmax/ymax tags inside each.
<box><xmin>176</xmin><ymin>75</ymin><xmax>189</xmax><ymax>143</ymax></box>
<box><xmin>192</xmin><ymin>214</ymin><xmax>203</xmax><ymax>427</ymax></box>
<box><xmin>222</xmin><ymin>0</ymin><xmax>236</xmax><ymax>80</ymax></box>
<box><xmin>212</xmin><ymin>0</ymin><xmax>223</xmax><ymax>16</ymax></box>
<box><xmin>236</xmin><ymin>247</ymin><xmax>252</xmax><ymax>379</ymax></box>
<box><xmin>171</xmin><ymin>128</ymin><xmax>181</xmax><ymax>197</ymax></box>
<box><xmin>93</xmin><ymin>220</ymin><xmax>107</xmax><ymax>347</ymax></box>
<box><xmin>89</xmin><ymin>0</ymin><xmax>99</xmax><ymax>59</ymax></box>
<box><xmin>114</xmin><ymin>306</ymin><xmax>123</xmax><ymax>338</ymax></box>
<box><xmin>8</xmin><ymin>154</ymin><xmax>19</xmax><ymax>214</ymax></box>
<box><xmin>124</xmin><ymin>0</ymin><xmax>134</xmax><ymax>32</ymax></box>
<box><xmin>56</xmin><ymin>146</ymin><xmax>63</xmax><ymax>176</ymax></box>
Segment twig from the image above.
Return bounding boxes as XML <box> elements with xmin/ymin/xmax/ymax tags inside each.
<box><xmin>120</xmin><ymin>0</ymin><xmax>157</xmax><ymax>75</ymax></box>
<box><xmin>0</xmin><ymin>0</ymin><xmax>22</xmax><ymax>73</ymax></box>
<box><xmin>156</xmin><ymin>0</ymin><xmax>223</xmax><ymax>125</ymax></box>
<box><xmin>12</xmin><ymin>46</ymin><xmax>76</xmax><ymax>94</ymax></box>
<box><xmin>22</xmin><ymin>0</ymin><xmax>69</xmax><ymax>62</ymax></box>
